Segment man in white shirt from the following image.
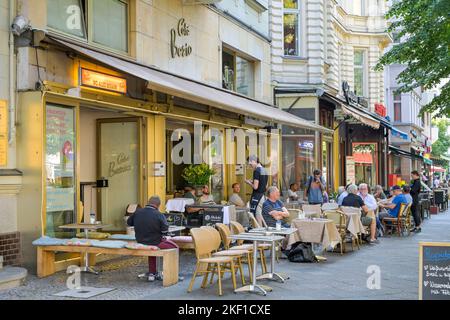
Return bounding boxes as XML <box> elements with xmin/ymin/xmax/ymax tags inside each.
<box><xmin>358</xmin><ymin>183</ymin><xmax>378</xmax><ymax>212</ymax></box>
<box><xmin>228</xmin><ymin>183</ymin><xmax>246</xmax><ymax>208</ymax></box>
<box><xmin>288</xmin><ymin>183</ymin><xmax>299</xmax><ymax>201</ymax></box>
<box><xmin>337</xmin><ymin>185</ymin><xmax>349</xmax><ymax>206</ymax></box>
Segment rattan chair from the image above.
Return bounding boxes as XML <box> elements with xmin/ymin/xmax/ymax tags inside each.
<box><xmin>302</xmin><ymin>204</ymin><xmax>322</xmax><ymax>218</ymax></box>
<box><xmin>188</xmin><ymin>228</ymin><xmax>238</xmax><ymax>296</ymax></box>
<box><xmin>382</xmin><ymin>203</ymin><xmax>412</xmax><ymax>237</ymax></box>
<box><xmin>216</xmin><ymin>223</ymin><xmax>268</xmax><ymax>275</ymax></box>
<box><xmin>248</xmin><ymin>212</ymin><xmax>261</xmax><ymax>228</ymax></box>
<box><xmin>200</xmin><ymin>226</ymin><xmax>247</xmax><ymax>286</ymax></box>
<box><xmin>323</xmin><ymin>210</ymin><xmax>350</xmax><ymax>255</ymax></box>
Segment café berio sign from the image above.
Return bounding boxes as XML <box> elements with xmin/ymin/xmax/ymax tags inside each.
<box><xmin>171</xmin><ymin>18</ymin><xmax>193</xmax><ymax>58</ymax></box>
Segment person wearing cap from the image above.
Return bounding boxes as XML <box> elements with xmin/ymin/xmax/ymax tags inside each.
<box><xmin>379</xmin><ymin>185</ymin><xmax>408</xmax><ymax>220</ymax></box>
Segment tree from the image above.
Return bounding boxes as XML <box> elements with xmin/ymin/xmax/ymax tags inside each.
<box><xmin>431</xmin><ymin>118</ymin><xmax>450</xmax><ymax>169</ymax></box>
<box><xmin>375</xmin><ymin>0</ymin><xmax>450</xmax><ymax>117</ymax></box>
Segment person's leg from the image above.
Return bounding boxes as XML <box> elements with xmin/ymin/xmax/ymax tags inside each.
<box><xmin>370</xmin><ymin>219</ymin><xmax>377</xmax><ymax>241</ymax></box>
<box><xmin>411</xmin><ymin>202</ymin><xmax>421</xmax><ymax>229</ymax></box>
<box><xmin>155</xmin><ymin>239</ymin><xmax>180</xmax><ymax>280</ymax></box>
<box><xmin>148</xmin><ymin>257</ymin><xmax>157</xmax><ymax>274</ymax></box>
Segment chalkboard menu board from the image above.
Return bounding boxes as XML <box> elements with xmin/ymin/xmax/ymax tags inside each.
<box><xmin>185</xmin><ymin>205</ymin><xmax>225</xmax><ymax>227</ymax></box>
<box><xmin>419</xmin><ymin>242</ymin><xmax>450</xmax><ymax>300</ymax></box>
<box><xmin>165</xmin><ymin>213</ymin><xmax>184</xmax><ymax>226</ymax></box>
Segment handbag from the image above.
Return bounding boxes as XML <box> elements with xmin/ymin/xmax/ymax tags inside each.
<box><xmin>286</xmin><ymin>241</ymin><xmax>318</xmax><ymax>263</ymax></box>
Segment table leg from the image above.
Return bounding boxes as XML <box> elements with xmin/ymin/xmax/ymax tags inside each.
<box><xmin>256</xmin><ymin>240</ymin><xmax>289</xmax><ymax>283</ymax></box>
<box><xmin>234</xmin><ymin>240</ymin><xmax>273</xmax><ymax>296</ymax></box>
<box><xmin>80</xmin><ymin>229</ymin><xmax>98</xmax><ymax>275</ymax></box>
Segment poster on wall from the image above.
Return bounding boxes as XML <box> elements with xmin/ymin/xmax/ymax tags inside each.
<box><xmin>346</xmin><ymin>156</ymin><xmax>356</xmax><ymax>185</ymax></box>
<box><xmin>45</xmin><ymin>105</ymin><xmax>76</xmax><ymax>214</ymax></box>
<box><xmin>0</xmin><ymin>100</ymin><xmax>7</xmax><ymax>167</ymax></box>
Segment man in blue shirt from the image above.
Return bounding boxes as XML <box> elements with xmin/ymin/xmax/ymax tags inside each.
<box><xmin>379</xmin><ymin>185</ymin><xmax>408</xmax><ymax>220</ymax></box>
<box><xmin>262</xmin><ymin>186</ymin><xmax>290</xmax><ymax>228</ymax></box>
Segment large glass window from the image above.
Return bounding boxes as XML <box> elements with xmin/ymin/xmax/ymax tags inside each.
<box><xmin>352</xmin><ymin>142</ymin><xmax>377</xmax><ymax>187</ymax></box>
<box><xmin>354</xmin><ymin>50</ymin><xmax>366</xmax><ymax>97</ymax></box>
<box><xmin>282</xmin><ymin>127</ymin><xmax>316</xmax><ymax>194</ymax></box>
<box><xmin>45</xmin><ymin>104</ymin><xmax>77</xmax><ymax>238</ymax></box>
<box><xmin>283</xmin><ymin>0</ymin><xmax>300</xmax><ymax>56</ymax></box>
<box><xmin>47</xmin><ymin>0</ymin><xmax>128</xmax><ymax>53</ymax></box>
<box><xmin>47</xmin><ymin>0</ymin><xmax>87</xmax><ymax>38</ymax></box>
<box><xmin>92</xmin><ymin>0</ymin><xmax>128</xmax><ymax>52</ymax></box>
<box><xmin>222</xmin><ymin>49</ymin><xmax>255</xmax><ymax>98</ymax></box>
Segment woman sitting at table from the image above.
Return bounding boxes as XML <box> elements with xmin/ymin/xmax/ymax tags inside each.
<box><xmin>373</xmin><ymin>185</ymin><xmax>387</xmax><ymax>201</ymax></box>
<box><xmin>197</xmin><ymin>185</ymin><xmax>216</xmax><ymax>205</ymax></box>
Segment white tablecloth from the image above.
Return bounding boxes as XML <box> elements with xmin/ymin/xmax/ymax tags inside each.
<box><xmin>165</xmin><ymin>198</ymin><xmax>195</xmax><ymax>212</ymax></box>
<box><xmin>222</xmin><ymin>205</ymin><xmax>235</xmax><ymax>225</ymax></box>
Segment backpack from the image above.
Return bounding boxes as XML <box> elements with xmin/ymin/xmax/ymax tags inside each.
<box><xmin>286</xmin><ymin>241</ymin><xmax>318</xmax><ymax>263</ymax></box>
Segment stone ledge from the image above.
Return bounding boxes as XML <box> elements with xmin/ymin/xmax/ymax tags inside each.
<box><xmin>0</xmin><ymin>267</ymin><xmax>27</xmax><ymax>291</ymax></box>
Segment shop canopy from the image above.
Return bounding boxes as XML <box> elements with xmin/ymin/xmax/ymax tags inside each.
<box><xmin>52</xmin><ymin>38</ymin><xmax>333</xmax><ymax>134</ymax></box>
<box><xmin>340</xmin><ymin>105</ymin><xmax>380</xmax><ymax>129</ymax></box>
<box><xmin>390</xmin><ymin>127</ymin><xmax>409</xmax><ymax>140</ymax></box>
<box><xmin>353</xmin><ymin>152</ymin><xmax>373</xmax><ymax>164</ymax></box>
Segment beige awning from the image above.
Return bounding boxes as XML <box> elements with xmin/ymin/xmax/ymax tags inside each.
<box><xmin>52</xmin><ymin>38</ymin><xmax>333</xmax><ymax>134</ymax></box>
<box><xmin>341</xmin><ymin>105</ymin><xmax>380</xmax><ymax>129</ymax></box>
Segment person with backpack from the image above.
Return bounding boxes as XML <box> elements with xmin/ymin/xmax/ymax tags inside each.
<box><xmin>304</xmin><ymin>169</ymin><xmax>326</xmax><ymax>205</ymax></box>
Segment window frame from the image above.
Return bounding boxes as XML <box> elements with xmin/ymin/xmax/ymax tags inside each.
<box><xmin>282</xmin><ymin>0</ymin><xmax>301</xmax><ymax>57</ymax></box>
<box><xmin>393</xmin><ymin>93</ymin><xmax>402</xmax><ymax>122</ymax></box>
<box><xmin>353</xmin><ymin>48</ymin><xmax>367</xmax><ymax>97</ymax></box>
<box><xmin>221</xmin><ymin>46</ymin><xmax>256</xmax><ymax>98</ymax></box>
<box><xmin>46</xmin><ymin>0</ymin><xmax>131</xmax><ymax>56</ymax></box>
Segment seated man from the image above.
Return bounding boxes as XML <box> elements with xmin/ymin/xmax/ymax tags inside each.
<box><xmin>262</xmin><ymin>186</ymin><xmax>290</xmax><ymax>228</ymax></box>
<box><xmin>228</xmin><ymin>183</ymin><xmax>246</xmax><ymax>208</ymax></box>
<box><xmin>183</xmin><ymin>186</ymin><xmax>197</xmax><ymax>201</ymax></box>
<box><xmin>337</xmin><ymin>184</ymin><xmax>350</xmax><ymax>206</ymax></box>
<box><xmin>197</xmin><ymin>185</ymin><xmax>215</xmax><ymax>205</ymax></box>
<box><xmin>127</xmin><ymin>196</ymin><xmax>178</xmax><ymax>282</ymax></box>
<box><xmin>402</xmin><ymin>185</ymin><xmax>413</xmax><ymax>204</ymax></box>
<box><xmin>379</xmin><ymin>185</ymin><xmax>407</xmax><ymax>220</ymax></box>
<box><xmin>341</xmin><ymin>184</ymin><xmax>378</xmax><ymax>244</ymax></box>
<box><xmin>288</xmin><ymin>183</ymin><xmax>299</xmax><ymax>201</ymax></box>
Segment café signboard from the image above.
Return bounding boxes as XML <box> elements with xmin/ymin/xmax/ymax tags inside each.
<box><xmin>171</xmin><ymin>18</ymin><xmax>193</xmax><ymax>58</ymax></box>
<box><xmin>80</xmin><ymin>68</ymin><xmax>127</xmax><ymax>94</ymax></box>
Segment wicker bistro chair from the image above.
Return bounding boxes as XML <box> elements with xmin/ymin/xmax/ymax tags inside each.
<box><xmin>382</xmin><ymin>203</ymin><xmax>412</xmax><ymax>237</ymax></box>
<box><xmin>188</xmin><ymin>228</ymin><xmax>241</xmax><ymax>296</ymax></box>
<box><xmin>338</xmin><ymin>206</ymin><xmax>364</xmax><ymax>249</ymax></box>
<box><xmin>248</xmin><ymin>212</ymin><xmax>261</xmax><ymax>229</ymax></box>
<box><xmin>323</xmin><ymin>210</ymin><xmax>350</xmax><ymax>255</ymax></box>
<box><xmin>216</xmin><ymin>223</ymin><xmax>269</xmax><ymax>275</ymax></box>
<box><xmin>301</xmin><ymin>204</ymin><xmax>322</xmax><ymax>218</ymax></box>
<box><xmin>200</xmin><ymin>226</ymin><xmax>247</xmax><ymax>286</ymax></box>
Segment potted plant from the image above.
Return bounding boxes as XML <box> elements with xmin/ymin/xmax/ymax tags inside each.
<box><xmin>182</xmin><ymin>164</ymin><xmax>215</xmax><ymax>196</ymax></box>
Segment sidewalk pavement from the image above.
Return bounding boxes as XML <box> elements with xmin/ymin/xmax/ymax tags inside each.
<box><xmin>0</xmin><ymin>209</ymin><xmax>448</xmax><ymax>300</ymax></box>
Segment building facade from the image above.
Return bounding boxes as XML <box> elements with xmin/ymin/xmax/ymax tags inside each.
<box><xmin>271</xmin><ymin>0</ymin><xmax>392</xmax><ymax>194</ymax></box>
<box><xmin>7</xmin><ymin>0</ymin><xmax>330</xmax><ymax>271</ymax></box>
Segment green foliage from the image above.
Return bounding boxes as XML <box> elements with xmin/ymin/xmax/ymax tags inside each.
<box><xmin>431</xmin><ymin>118</ymin><xmax>450</xmax><ymax>169</ymax></box>
<box><xmin>182</xmin><ymin>163</ymin><xmax>215</xmax><ymax>186</ymax></box>
<box><xmin>375</xmin><ymin>0</ymin><xmax>450</xmax><ymax>117</ymax></box>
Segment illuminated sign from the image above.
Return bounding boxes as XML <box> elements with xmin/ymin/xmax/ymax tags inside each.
<box><xmin>299</xmin><ymin>141</ymin><xmax>314</xmax><ymax>150</ymax></box>
<box><xmin>80</xmin><ymin>68</ymin><xmax>127</xmax><ymax>94</ymax></box>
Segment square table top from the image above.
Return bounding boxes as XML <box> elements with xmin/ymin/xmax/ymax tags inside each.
<box><xmin>230</xmin><ymin>233</ymin><xmax>285</xmax><ymax>242</ymax></box>
<box><xmin>249</xmin><ymin>227</ymin><xmax>298</xmax><ymax>236</ymax></box>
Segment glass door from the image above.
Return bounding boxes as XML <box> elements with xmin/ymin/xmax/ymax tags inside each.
<box><xmin>97</xmin><ymin>118</ymin><xmax>142</xmax><ymax>231</ymax></box>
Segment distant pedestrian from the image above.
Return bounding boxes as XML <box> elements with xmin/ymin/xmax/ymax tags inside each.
<box><xmin>410</xmin><ymin>170</ymin><xmax>422</xmax><ymax>233</ymax></box>
<box><xmin>246</xmin><ymin>155</ymin><xmax>268</xmax><ymax>223</ymax></box>
<box><xmin>305</xmin><ymin>169</ymin><xmax>326</xmax><ymax>205</ymax></box>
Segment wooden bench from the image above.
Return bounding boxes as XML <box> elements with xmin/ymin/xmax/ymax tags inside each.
<box><xmin>37</xmin><ymin>246</ymin><xmax>179</xmax><ymax>287</ymax></box>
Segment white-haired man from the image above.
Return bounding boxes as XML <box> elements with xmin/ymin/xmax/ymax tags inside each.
<box><xmin>342</xmin><ymin>184</ymin><xmax>378</xmax><ymax>244</ymax></box>
<box><xmin>262</xmin><ymin>186</ymin><xmax>290</xmax><ymax>228</ymax></box>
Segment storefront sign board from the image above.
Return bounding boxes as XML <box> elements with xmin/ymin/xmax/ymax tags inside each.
<box><xmin>419</xmin><ymin>242</ymin><xmax>450</xmax><ymax>300</ymax></box>
<box><xmin>346</xmin><ymin>156</ymin><xmax>355</xmax><ymax>184</ymax></box>
<box><xmin>80</xmin><ymin>68</ymin><xmax>127</xmax><ymax>94</ymax></box>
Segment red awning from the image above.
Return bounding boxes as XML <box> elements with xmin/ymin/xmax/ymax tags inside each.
<box><xmin>353</xmin><ymin>152</ymin><xmax>373</xmax><ymax>164</ymax></box>
<box><xmin>431</xmin><ymin>166</ymin><xmax>446</xmax><ymax>173</ymax></box>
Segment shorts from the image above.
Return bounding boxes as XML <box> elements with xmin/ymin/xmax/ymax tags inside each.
<box><xmin>361</xmin><ymin>216</ymin><xmax>374</xmax><ymax>226</ymax></box>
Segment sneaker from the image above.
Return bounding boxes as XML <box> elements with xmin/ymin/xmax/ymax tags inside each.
<box><xmin>155</xmin><ymin>273</ymin><xmax>163</xmax><ymax>281</ymax></box>
<box><xmin>147</xmin><ymin>273</ymin><xmax>157</xmax><ymax>282</ymax></box>
<box><xmin>368</xmin><ymin>239</ymin><xmax>379</xmax><ymax>245</ymax></box>
<box><xmin>138</xmin><ymin>272</ymin><xmax>150</xmax><ymax>279</ymax></box>
<box><xmin>415</xmin><ymin>227</ymin><xmax>422</xmax><ymax>233</ymax></box>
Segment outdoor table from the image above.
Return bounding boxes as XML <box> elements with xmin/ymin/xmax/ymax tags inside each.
<box><xmin>341</xmin><ymin>211</ymin><xmax>367</xmax><ymax>238</ymax></box>
<box><xmin>165</xmin><ymin>198</ymin><xmax>194</xmax><ymax>213</ymax></box>
<box><xmin>287</xmin><ymin>218</ymin><xmax>341</xmax><ymax>250</ymax></box>
<box><xmin>230</xmin><ymin>233</ymin><xmax>285</xmax><ymax>296</ymax></box>
<box><xmin>59</xmin><ymin>223</ymin><xmax>110</xmax><ymax>275</ymax></box>
<box><xmin>248</xmin><ymin>227</ymin><xmax>297</xmax><ymax>283</ymax></box>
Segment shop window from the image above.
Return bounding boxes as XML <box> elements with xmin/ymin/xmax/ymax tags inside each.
<box><xmin>354</xmin><ymin>49</ymin><xmax>366</xmax><ymax>97</ymax></box>
<box><xmin>44</xmin><ymin>104</ymin><xmax>77</xmax><ymax>238</ymax></box>
<box><xmin>47</xmin><ymin>0</ymin><xmax>129</xmax><ymax>53</ymax></box>
<box><xmin>283</xmin><ymin>0</ymin><xmax>300</xmax><ymax>56</ymax></box>
<box><xmin>352</xmin><ymin>142</ymin><xmax>377</xmax><ymax>187</ymax></box>
<box><xmin>282</xmin><ymin>130</ymin><xmax>315</xmax><ymax>194</ymax></box>
<box><xmin>222</xmin><ymin>49</ymin><xmax>255</xmax><ymax>98</ymax></box>
<box><xmin>391</xmin><ymin>155</ymin><xmax>402</xmax><ymax>175</ymax></box>
<box><xmin>393</xmin><ymin>94</ymin><xmax>402</xmax><ymax>122</ymax></box>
